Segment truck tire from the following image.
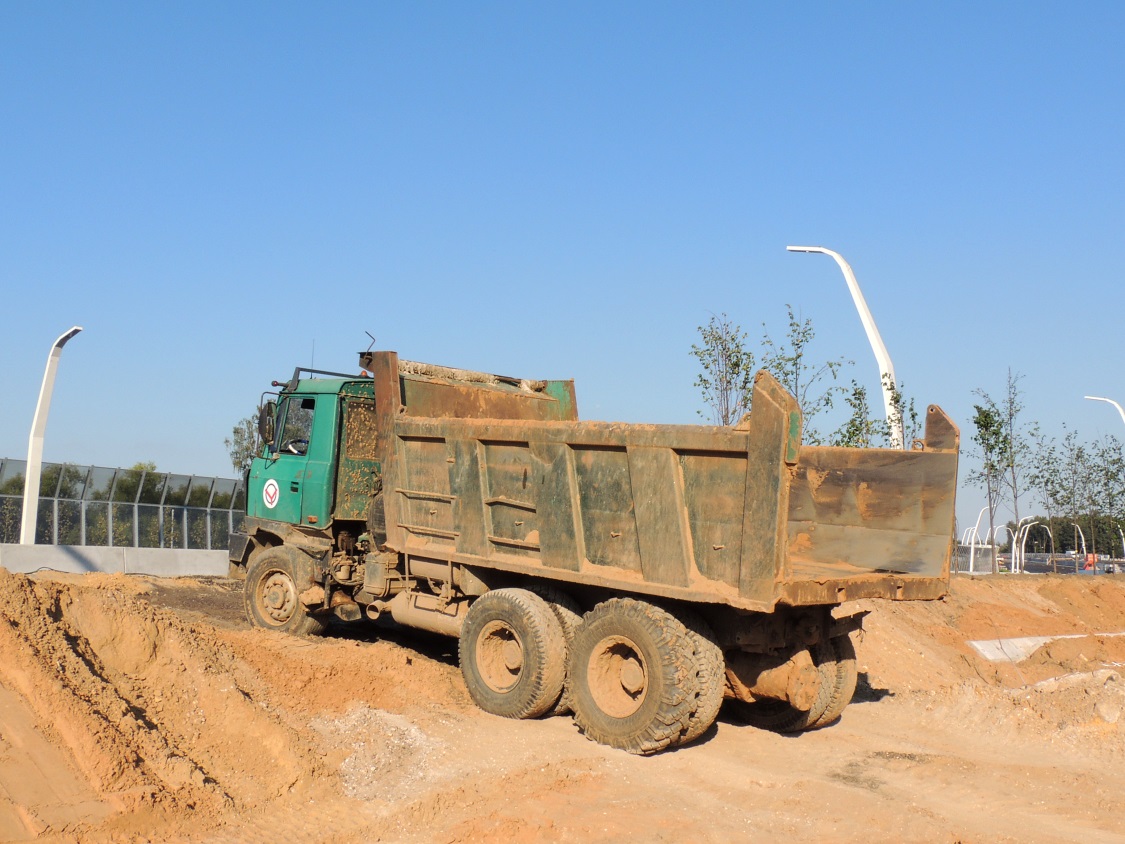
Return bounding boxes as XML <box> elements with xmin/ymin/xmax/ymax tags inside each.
<box><xmin>567</xmin><ymin>598</ymin><xmax>697</xmax><ymax>755</ymax></box>
<box><xmin>244</xmin><ymin>547</ymin><xmax>328</xmax><ymax>637</ymax></box>
<box><xmin>675</xmin><ymin>609</ymin><xmax>725</xmax><ymax>745</ymax></box>
<box><xmin>810</xmin><ymin>634</ymin><xmax>858</xmax><ymax>728</ymax></box>
<box><xmin>527</xmin><ymin>584</ymin><xmax>583</xmax><ymax>715</ymax></box>
<box><xmin>459</xmin><ymin>588</ymin><xmax>566</xmax><ymax>720</ymax></box>
<box><xmin>728</xmin><ymin>639</ymin><xmax>836</xmax><ymax>733</ymax></box>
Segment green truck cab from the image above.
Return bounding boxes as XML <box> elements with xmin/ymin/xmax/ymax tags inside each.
<box><xmin>246</xmin><ymin>375</ymin><xmax>378</xmax><ymax>533</ymax></box>
<box><xmin>230</xmin><ymin>351</ymin><xmax>958</xmax><ymax>755</ymax></box>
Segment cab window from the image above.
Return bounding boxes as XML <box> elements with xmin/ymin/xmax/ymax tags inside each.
<box><xmin>278</xmin><ymin>396</ymin><xmax>315</xmax><ymax>456</ymax></box>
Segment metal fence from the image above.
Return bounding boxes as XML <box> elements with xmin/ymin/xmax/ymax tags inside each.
<box><xmin>0</xmin><ymin>458</ymin><xmax>245</xmax><ymax>550</ymax></box>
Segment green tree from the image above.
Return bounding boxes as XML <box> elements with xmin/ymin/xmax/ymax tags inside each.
<box><xmin>758</xmin><ymin>304</ymin><xmax>849</xmax><ymax>444</ymax></box>
<box><xmin>1087</xmin><ymin>434</ymin><xmax>1125</xmax><ymax>555</ymax></box>
<box><xmin>1029</xmin><ymin>430</ymin><xmax>1063</xmax><ymax>565</ymax></box>
<box><xmin>832</xmin><ymin>376</ymin><xmax>921</xmax><ymax>449</ymax></box>
<box><xmin>691</xmin><ymin>305</ymin><xmax>915</xmax><ymax>448</ymax></box>
<box><xmin>884</xmin><ymin>374</ymin><xmax>922</xmax><ymax>448</ymax></box>
<box><xmin>970</xmin><ymin>371</ymin><xmax>1034</xmax><ymax>570</ymax></box>
<box><xmin>832</xmin><ymin>381</ymin><xmax>881</xmax><ymax>448</ymax></box>
<box><xmin>969</xmin><ymin>403</ymin><xmax>1009</xmax><ymax>573</ymax></box>
<box><xmin>691</xmin><ymin>313</ymin><xmax>756</xmax><ymax>426</ymax></box>
<box><xmin>225</xmin><ymin>410</ymin><xmax>261</xmax><ymax>474</ymax></box>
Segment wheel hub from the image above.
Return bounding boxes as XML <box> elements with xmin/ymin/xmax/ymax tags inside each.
<box><xmin>587</xmin><ymin>635</ymin><xmax>649</xmax><ymax>718</ymax></box>
<box><xmin>476</xmin><ymin>620</ymin><xmax>525</xmax><ymax>693</ymax></box>
<box><xmin>260</xmin><ymin>571</ymin><xmax>296</xmax><ymax>624</ymax></box>
<box><xmin>502</xmin><ymin>639</ymin><xmax>524</xmax><ymax>671</ymax></box>
<box><xmin>619</xmin><ymin>658</ymin><xmax>645</xmax><ymax>694</ymax></box>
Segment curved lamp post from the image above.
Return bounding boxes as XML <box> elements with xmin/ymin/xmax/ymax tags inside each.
<box><xmin>1071</xmin><ymin>522</ymin><xmax>1088</xmax><ymax>573</ymax></box>
<box><xmin>1018</xmin><ymin>522</ymin><xmax>1038</xmax><ymax>574</ymax></box>
<box><xmin>20</xmin><ymin>326</ymin><xmax>83</xmax><ymax>544</ymax></box>
<box><xmin>1013</xmin><ymin>515</ymin><xmax>1035</xmax><ymax>573</ymax></box>
<box><xmin>786</xmin><ymin>246</ymin><xmax>904</xmax><ymax>449</ymax></box>
<box><xmin>1085</xmin><ymin>395</ymin><xmax>1125</xmax><ymax>426</ymax></box>
<box><xmin>967</xmin><ymin>505</ymin><xmax>989</xmax><ymax>574</ymax></box>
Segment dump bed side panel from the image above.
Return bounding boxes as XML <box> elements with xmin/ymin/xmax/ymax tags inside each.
<box><xmin>369</xmin><ymin>351</ymin><xmax>957</xmax><ymax>612</ymax></box>
<box><xmin>389</xmin><ymin>416</ymin><xmax>763</xmax><ymax>607</ymax></box>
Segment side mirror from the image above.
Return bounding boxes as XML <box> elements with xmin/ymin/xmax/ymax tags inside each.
<box><xmin>258</xmin><ymin>401</ymin><xmax>276</xmax><ymax>446</ymax></box>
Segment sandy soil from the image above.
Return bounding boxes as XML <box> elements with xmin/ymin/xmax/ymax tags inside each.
<box><xmin>1</xmin><ymin>568</ymin><xmax>1124</xmax><ymax>843</ymax></box>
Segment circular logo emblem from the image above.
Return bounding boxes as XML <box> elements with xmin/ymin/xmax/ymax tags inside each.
<box><xmin>263</xmin><ymin>479</ymin><xmax>280</xmax><ymax>509</ymax></box>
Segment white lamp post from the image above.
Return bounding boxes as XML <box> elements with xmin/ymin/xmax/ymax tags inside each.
<box><xmin>968</xmin><ymin>505</ymin><xmax>989</xmax><ymax>574</ymax></box>
<box><xmin>1085</xmin><ymin>395</ymin><xmax>1125</xmax><ymax>426</ymax></box>
<box><xmin>1071</xmin><ymin>522</ymin><xmax>1088</xmax><ymax>572</ymax></box>
<box><xmin>1018</xmin><ymin>522</ymin><xmax>1038</xmax><ymax>574</ymax></box>
<box><xmin>20</xmin><ymin>326</ymin><xmax>83</xmax><ymax>545</ymax></box>
<box><xmin>786</xmin><ymin>246</ymin><xmax>903</xmax><ymax>449</ymax></box>
<box><xmin>1013</xmin><ymin>515</ymin><xmax>1035</xmax><ymax>573</ymax></box>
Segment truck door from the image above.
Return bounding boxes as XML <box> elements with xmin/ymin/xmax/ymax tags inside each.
<box><xmin>251</xmin><ymin>395</ymin><xmax>316</xmax><ymax>526</ymax></box>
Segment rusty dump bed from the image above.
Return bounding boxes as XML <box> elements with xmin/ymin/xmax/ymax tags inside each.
<box><xmin>363</xmin><ymin>351</ymin><xmax>959</xmax><ymax>613</ymax></box>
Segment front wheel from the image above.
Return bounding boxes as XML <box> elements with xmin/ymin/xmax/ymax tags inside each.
<box><xmin>244</xmin><ymin>547</ymin><xmax>328</xmax><ymax>636</ymax></box>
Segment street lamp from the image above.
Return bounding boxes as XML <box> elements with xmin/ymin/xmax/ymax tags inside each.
<box><xmin>1071</xmin><ymin>522</ymin><xmax>1088</xmax><ymax>573</ymax></box>
<box><xmin>967</xmin><ymin>508</ymin><xmax>985</xmax><ymax>576</ymax></box>
<box><xmin>1085</xmin><ymin>395</ymin><xmax>1125</xmax><ymax>426</ymax></box>
<box><xmin>968</xmin><ymin>505</ymin><xmax>989</xmax><ymax>573</ymax></box>
<box><xmin>787</xmin><ymin>246</ymin><xmax>903</xmax><ymax>449</ymax></box>
<box><xmin>1018</xmin><ymin>522</ymin><xmax>1038</xmax><ymax>574</ymax></box>
<box><xmin>1013</xmin><ymin>515</ymin><xmax>1035</xmax><ymax>573</ymax></box>
<box><xmin>20</xmin><ymin>326</ymin><xmax>82</xmax><ymax>544</ymax></box>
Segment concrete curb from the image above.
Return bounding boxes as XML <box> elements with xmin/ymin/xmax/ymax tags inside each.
<box><xmin>968</xmin><ymin>631</ymin><xmax>1125</xmax><ymax>662</ymax></box>
<box><xmin>0</xmin><ymin>544</ymin><xmax>229</xmax><ymax>577</ymax></box>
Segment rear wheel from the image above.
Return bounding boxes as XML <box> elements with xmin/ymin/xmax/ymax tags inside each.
<box><xmin>459</xmin><ymin>589</ymin><xmax>566</xmax><ymax>720</ymax></box>
<box><xmin>527</xmin><ymin>584</ymin><xmax>584</xmax><ymax>715</ymax></box>
<box><xmin>810</xmin><ymin>634</ymin><xmax>858</xmax><ymax>728</ymax></box>
<box><xmin>728</xmin><ymin>639</ymin><xmax>836</xmax><ymax>733</ymax></box>
<box><xmin>676</xmin><ymin>610</ymin><xmax>725</xmax><ymax>745</ymax></box>
<box><xmin>244</xmin><ymin>547</ymin><xmax>328</xmax><ymax>636</ymax></box>
<box><xmin>568</xmin><ymin>598</ymin><xmax>697</xmax><ymax>755</ymax></box>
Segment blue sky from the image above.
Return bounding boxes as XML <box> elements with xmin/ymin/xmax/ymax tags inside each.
<box><xmin>2</xmin><ymin>2</ymin><xmax>1123</xmax><ymax>534</ymax></box>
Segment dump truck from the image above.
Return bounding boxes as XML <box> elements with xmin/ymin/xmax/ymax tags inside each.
<box><xmin>230</xmin><ymin>349</ymin><xmax>958</xmax><ymax>754</ymax></box>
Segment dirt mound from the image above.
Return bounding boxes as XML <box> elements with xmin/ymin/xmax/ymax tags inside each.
<box><xmin>0</xmin><ymin>568</ymin><xmax>330</xmax><ymax>838</ymax></box>
<box><xmin>855</xmin><ymin>574</ymin><xmax>1125</xmax><ymax>757</ymax></box>
<box><xmin>1</xmin><ymin>569</ymin><xmax>1124</xmax><ymax>842</ymax></box>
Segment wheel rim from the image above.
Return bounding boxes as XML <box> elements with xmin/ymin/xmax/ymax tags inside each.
<box><xmin>586</xmin><ymin>634</ymin><xmax>649</xmax><ymax>718</ymax></box>
<box><xmin>475</xmin><ymin>620</ymin><xmax>525</xmax><ymax>693</ymax></box>
<box><xmin>258</xmin><ymin>569</ymin><xmax>297</xmax><ymax>625</ymax></box>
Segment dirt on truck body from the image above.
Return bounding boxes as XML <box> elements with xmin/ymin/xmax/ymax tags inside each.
<box><xmin>230</xmin><ymin>350</ymin><xmax>959</xmax><ymax>754</ymax></box>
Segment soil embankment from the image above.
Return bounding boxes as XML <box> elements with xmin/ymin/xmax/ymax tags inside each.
<box><xmin>1</xmin><ymin>569</ymin><xmax>1123</xmax><ymax>843</ymax></box>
